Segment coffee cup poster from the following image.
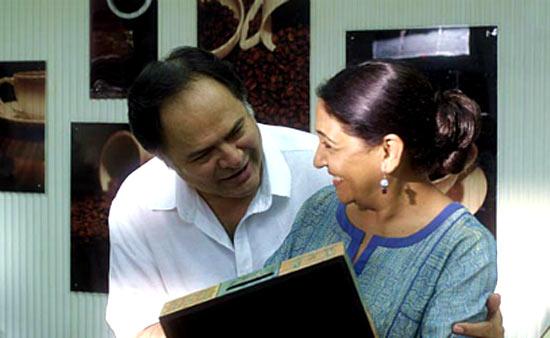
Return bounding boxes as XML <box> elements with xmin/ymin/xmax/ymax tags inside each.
<box><xmin>90</xmin><ymin>0</ymin><xmax>158</xmax><ymax>99</ymax></box>
<box><xmin>198</xmin><ymin>0</ymin><xmax>310</xmax><ymax>131</ymax></box>
<box><xmin>71</xmin><ymin>122</ymin><xmax>152</xmax><ymax>292</ymax></box>
<box><xmin>346</xmin><ymin>26</ymin><xmax>497</xmax><ymax>235</ymax></box>
<box><xmin>0</xmin><ymin>61</ymin><xmax>46</xmax><ymax>193</ymax></box>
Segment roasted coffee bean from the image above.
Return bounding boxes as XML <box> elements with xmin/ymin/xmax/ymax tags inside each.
<box><xmin>198</xmin><ymin>1</ymin><xmax>310</xmax><ymax>131</ymax></box>
<box><xmin>71</xmin><ymin>180</ymin><xmax>122</xmax><ymax>239</ymax></box>
<box><xmin>198</xmin><ymin>0</ymin><xmax>239</xmax><ymax>51</ymax></box>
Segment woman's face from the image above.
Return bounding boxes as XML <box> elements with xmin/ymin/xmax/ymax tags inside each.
<box><xmin>314</xmin><ymin>99</ymin><xmax>383</xmax><ymax>208</ymax></box>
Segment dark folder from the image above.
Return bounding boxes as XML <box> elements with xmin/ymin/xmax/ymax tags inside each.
<box><xmin>159</xmin><ymin>242</ymin><xmax>377</xmax><ymax>337</ymax></box>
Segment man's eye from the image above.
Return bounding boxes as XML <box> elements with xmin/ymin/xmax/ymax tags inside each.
<box><xmin>227</xmin><ymin>126</ymin><xmax>243</xmax><ymax>141</ymax></box>
<box><xmin>191</xmin><ymin>151</ymin><xmax>210</xmax><ymax>162</ymax></box>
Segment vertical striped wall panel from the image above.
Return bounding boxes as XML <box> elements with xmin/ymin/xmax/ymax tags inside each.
<box><xmin>1</xmin><ymin>0</ymin><xmax>549</xmax><ymax>337</ymax></box>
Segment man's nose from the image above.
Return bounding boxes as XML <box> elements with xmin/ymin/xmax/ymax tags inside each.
<box><xmin>218</xmin><ymin>143</ymin><xmax>243</xmax><ymax>169</ymax></box>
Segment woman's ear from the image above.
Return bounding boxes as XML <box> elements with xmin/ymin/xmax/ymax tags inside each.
<box><xmin>380</xmin><ymin>134</ymin><xmax>404</xmax><ymax>174</ymax></box>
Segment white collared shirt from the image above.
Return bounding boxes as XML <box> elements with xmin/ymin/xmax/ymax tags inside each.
<box><xmin>106</xmin><ymin>124</ymin><xmax>330</xmax><ymax>338</ymax></box>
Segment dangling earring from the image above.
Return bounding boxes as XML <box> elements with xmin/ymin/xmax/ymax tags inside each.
<box><xmin>380</xmin><ymin>174</ymin><xmax>389</xmax><ymax>194</ymax></box>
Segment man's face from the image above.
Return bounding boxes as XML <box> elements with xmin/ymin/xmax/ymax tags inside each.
<box><xmin>159</xmin><ymin>77</ymin><xmax>263</xmax><ymax>201</ymax></box>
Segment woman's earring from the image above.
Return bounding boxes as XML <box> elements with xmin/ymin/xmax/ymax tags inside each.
<box><xmin>380</xmin><ymin>174</ymin><xmax>389</xmax><ymax>194</ymax></box>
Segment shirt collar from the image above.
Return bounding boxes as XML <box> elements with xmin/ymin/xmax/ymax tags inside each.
<box><xmin>144</xmin><ymin>158</ymin><xmax>177</xmax><ymax>210</ymax></box>
<box><xmin>259</xmin><ymin>123</ymin><xmax>291</xmax><ymax>198</ymax></box>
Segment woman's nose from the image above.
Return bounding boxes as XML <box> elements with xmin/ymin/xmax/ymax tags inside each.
<box><xmin>313</xmin><ymin>147</ymin><xmax>326</xmax><ymax>169</ymax></box>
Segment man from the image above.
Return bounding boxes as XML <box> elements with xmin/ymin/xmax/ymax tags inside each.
<box><xmin>106</xmin><ymin>46</ymin><xmax>503</xmax><ymax>338</ymax></box>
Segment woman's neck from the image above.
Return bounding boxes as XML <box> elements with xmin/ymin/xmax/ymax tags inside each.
<box><xmin>346</xmin><ymin>181</ymin><xmax>452</xmax><ymax>238</ymax></box>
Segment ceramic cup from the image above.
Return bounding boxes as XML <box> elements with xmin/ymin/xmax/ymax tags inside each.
<box><xmin>0</xmin><ymin>70</ymin><xmax>46</xmax><ymax>120</ymax></box>
<box><xmin>98</xmin><ymin>130</ymin><xmax>153</xmax><ymax>192</ymax></box>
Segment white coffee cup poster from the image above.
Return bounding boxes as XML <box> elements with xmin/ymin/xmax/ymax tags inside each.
<box><xmin>71</xmin><ymin>122</ymin><xmax>152</xmax><ymax>292</ymax></box>
<box><xmin>0</xmin><ymin>61</ymin><xmax>46</xmax><ymax>193</ymax></box>
<box><xmin>90</xmin><ymin>0</ymin><xmax>158</xmax><ymax>99</ymax></box>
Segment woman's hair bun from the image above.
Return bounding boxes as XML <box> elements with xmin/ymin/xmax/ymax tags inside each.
<box><xmin>433</xmin><ymin>89</ymin><xmax>481</xmax><ymax>175</ymax></box>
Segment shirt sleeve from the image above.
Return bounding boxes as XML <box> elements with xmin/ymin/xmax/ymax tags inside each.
<box><xmin>105</xmin><ymin>195</ymin><xmax>169</xmax><ymax>338</ymax></box>
<box><xmin>419</xmin><ymin>222</ymin><xmax>497</xmax><ymax>337</ymax></box>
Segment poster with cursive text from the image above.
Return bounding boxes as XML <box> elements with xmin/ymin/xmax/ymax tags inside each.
<box><xmin>198</xmin><ymin>0</ymin><xmax>310</xmax><ymax>131</ymax></box>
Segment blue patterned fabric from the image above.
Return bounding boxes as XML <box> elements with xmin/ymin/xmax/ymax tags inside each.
<box><xmin>265</xmin><ymin>186</ymin><xmax>497</xmax><ymax>337</ymax></box>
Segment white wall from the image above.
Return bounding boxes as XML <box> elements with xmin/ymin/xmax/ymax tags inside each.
<box><xmin>0</xmin><ymin>0</ymin><xmax>548</xmax><ymax>337</ymax></box>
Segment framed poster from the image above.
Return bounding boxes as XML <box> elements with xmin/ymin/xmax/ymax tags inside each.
<box><xmin>71</xmin><ymin>122</ymin><xmax>152</xmax><ymax>292</ymax></box>
<box><xmin>198</xmin><ymin>0</ymin><xmax>310</xmax><ymax>130</ymax></box>
<box><xmin>347</xmin><ymin>26</ymin><xmax>497</xmax><ymax>235</ymax></box>
<box><xmin>0</xmin><ymin>61</ymin><xmax>46</xmax><ymax>193</ymax></box>
<box><xmin>90</xmin><ymin>0</ymin><xmax>158</xmax><ymax>99</ymax></box>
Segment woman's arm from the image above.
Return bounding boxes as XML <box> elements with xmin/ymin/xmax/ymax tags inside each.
<box><xmin>452</xmin><ymin>293</ymin><xmax>504</xmax><ymax>338</ymax></box>
<box><xmin>420</xmin><ymin>224</ymin><xmax>498</xmax><ymax>337</ymax></box>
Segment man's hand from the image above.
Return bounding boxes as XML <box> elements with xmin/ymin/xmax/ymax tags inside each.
<box><xmin>136</xmin><ymin>323</ymin><xmax>166</xmax><ymax>338</ymax></box>
<box><xmin>453</xmin><ymin>293</ymin><xmax>504</xmax><ymax>337</ymax></box>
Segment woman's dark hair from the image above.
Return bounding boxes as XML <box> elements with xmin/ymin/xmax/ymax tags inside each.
<box><xmin>127</xmin><ymin>46</ymin><xmax>247</xmax><ymax>153</ymax></box>
<box><xmin>316</xmin><ymin>61</ymin><xmax>481</xmax><ymax>176</ymax></box>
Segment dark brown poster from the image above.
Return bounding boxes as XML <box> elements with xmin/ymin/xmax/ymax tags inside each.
<box><xmin>198</xmin><ymin>0</ymin><xmax>310</xmax><ymax>130</ymax></box>
<box><xmin>90</xmin><ymin>0</ymin><xmax>158</xmax><ymax>99</ymax></box>
<box><xmin>0</xmin><ymin>61</ymin><xmax>46</xmax><ymax>193</ymax></box>
<box><xmin>347</xmin><ymin>26</ymin><xmax>498</xmax><ymax>235</ymax></box>
<box><xmin>71</xmin><ymin>122</ymin><xmax>152</xmax><ymax>292</ymax></box>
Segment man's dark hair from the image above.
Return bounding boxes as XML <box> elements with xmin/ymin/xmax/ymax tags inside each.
<box><xmin>127</xmin><ymin>46</ymin><xmax>247</xmax><ymax>153</ymax></box>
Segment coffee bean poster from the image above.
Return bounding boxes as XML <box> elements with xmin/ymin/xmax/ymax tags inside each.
<box><xmin>347</xmin><ymin>26</ymin><xmax>497</xmax><ymax>236</ymax></box>
<box><xmin>198</xmin><ymin>0</ymin><xmax>310</xmax><ymax>131</ymax></box>
<box><xmin>71</xmin><ymin>122</ymin><xmax>152</xmax><ymax>293</ymax></box>
<box><xmin>90</xmin><ymin>0</ymin><xmax>158</xmax><ymax>99</ymax></box>
<box><xmin>0</xmin><ymin>61</ymin><xmax>46</xmax><ymax>193</ymax></box>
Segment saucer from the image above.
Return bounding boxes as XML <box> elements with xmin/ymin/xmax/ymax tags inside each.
<box><xmin>0</xmin><ymin>100</ymin><xmax>44</xmax><ymax>125</ymax></box>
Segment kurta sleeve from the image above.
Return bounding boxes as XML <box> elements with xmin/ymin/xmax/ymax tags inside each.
<box><xmin>419</xmin><ymin>221</ymin><xmax>497</xmax><ymax>337</ymax></box>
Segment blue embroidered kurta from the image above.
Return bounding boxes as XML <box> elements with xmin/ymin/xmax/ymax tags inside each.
<box><xmin>265</xmin><ymin>186</ymin><xmax>497</xmax><ymax>337</ymax></box>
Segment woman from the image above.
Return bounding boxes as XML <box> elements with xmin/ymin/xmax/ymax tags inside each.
<box><xmin>266</xmin><ymin>61</ymin><xmax>497</xmax><ymax>336</ymax></box>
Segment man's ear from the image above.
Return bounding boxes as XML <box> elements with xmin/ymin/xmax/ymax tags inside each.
<box><xmin>380</xmin><ymin>133</ymin><xmax>404</xmax><ymax>174</ymax></box>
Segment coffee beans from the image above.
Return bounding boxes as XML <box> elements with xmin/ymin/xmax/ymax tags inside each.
<box><xmin>71</xmin><ymin>194</ymin><xmax>111</xmax><ymax>239</ymax></box>
<box><xmin>71</xmin><ymin>180</ymin><xmax>121</xmax><ymax>240</ymax></box>
<box><xmin>198</xmin><ymin>0</ymin><xmax>310</xmax><ymax>130</ymax></box>
<box><xmin>198</xmin><ymin>1</ymin><xmax>239</xmax><ymax>51</ymax></box>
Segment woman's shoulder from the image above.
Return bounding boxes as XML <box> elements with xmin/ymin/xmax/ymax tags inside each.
<box><xmin>452</xmin><ymin>208</ymin><xmax>494</xmax><ymax>240</ymax></box>
<box><xmin>440</xmin><ymin>206</ymin><xmax>497</xmax><ymax>257</ymax></box>
<box><xmin>294</xmin><ymin>186</ymin><xmax>338</xmax><ymax>221</ymax></box>
<box><xmin>265</xmin><ymin>186</ymin><xmax>341</xmax><ymax>266</ymax></box>
<box><xmin>288</xmin><ymin>186</ymin><xmax>340</xmax><ymax>236</ymax></box>
<box><xmin>303</xmin><ymin>185</ymin><xmax>338</xmax><ymax>208</ymax></box>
